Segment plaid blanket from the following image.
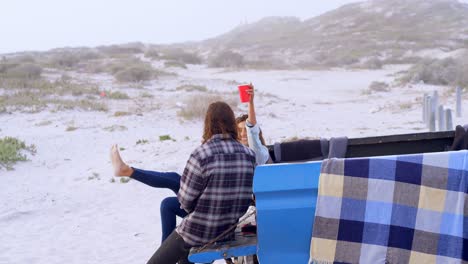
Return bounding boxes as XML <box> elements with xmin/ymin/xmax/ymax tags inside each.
<box><xmin>309</xmin><ymin>150</ymin><xmax>468</xmax><ymax>264</ymax></box>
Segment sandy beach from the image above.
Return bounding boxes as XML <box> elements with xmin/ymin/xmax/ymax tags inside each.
<box><xmin>1</xmin><ymin>63</ymin><xmax>466</xmax><ymax>264</ymax></box>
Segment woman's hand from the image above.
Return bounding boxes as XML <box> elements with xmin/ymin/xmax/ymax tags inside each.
<box><xmin>247</xmin><ymin>83</ymin><xmax>255</xmax><ymax>103</ymax></box>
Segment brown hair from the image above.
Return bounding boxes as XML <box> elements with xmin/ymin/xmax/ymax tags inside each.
<box><xmin>202</xmin><ymin>101</ymin><xmax>238</xmax><ymax>143</ymax></box>
<box><xmin>235</xmin><ymin>114</ymin><xmax>267</xmax><ymax>146</ymax></box>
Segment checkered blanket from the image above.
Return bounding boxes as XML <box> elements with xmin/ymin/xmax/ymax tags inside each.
<box><xmin>309</xmin><ymin>150</ymin><xmax>468</xmax><ymax>264</ymax></box>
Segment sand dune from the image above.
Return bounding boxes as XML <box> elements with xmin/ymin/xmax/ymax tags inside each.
<box><xmin>1</xmin><ymin>64</ymin><xmax>465</xmax><ymax>264</ymax></box>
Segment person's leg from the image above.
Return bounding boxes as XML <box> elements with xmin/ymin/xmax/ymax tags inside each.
<box><xmin>146</xmin><ymin>230</ymin><xmax>192</xmax><ymax>264</ymax></box>
<box><xmin>110</xmin><ymin>144</ymin><xmax>181</xmax><ymax>193</ymax></box>
<box><xmin>160</xmin><ymin>197</ymin><xmax>188</xmax><ymax>242</ymax></box>
<box><xmin>132</xmin><ymin>169</ymin><xmax>181</xmax><ymax>194</ymax></box>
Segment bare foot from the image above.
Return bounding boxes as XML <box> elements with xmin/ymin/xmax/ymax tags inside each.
<box><xmin>110</xmin><ymin>144</ymin><xmax>133</xmax><ymax>177</ymax></box>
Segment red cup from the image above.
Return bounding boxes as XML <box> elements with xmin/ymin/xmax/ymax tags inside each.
<box><xmin>238</xmin><ymin>85</ymin><xmax>251</xmax><ymax>103</ymax></box>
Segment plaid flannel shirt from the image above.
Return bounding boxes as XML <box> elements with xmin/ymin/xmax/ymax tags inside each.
<box><xmin>176</xmin><ymin>134</ymin><xmax>256</xmax><ymax>246</ymax></box>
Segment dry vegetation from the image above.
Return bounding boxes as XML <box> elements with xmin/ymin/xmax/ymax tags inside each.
<box><xmin>5</xmin><ymin>44</ymin><xmax>175</xmax><ymax>85</ymax></box>
<box><xmin>45</xmin><ymin>50</ymin><xmax>102</xmax><ymax>70</ymax></box>
<box><xmin>105</xmin><ymin>91</ymin><xmax>130</xmax><ymax>100</ymax></box>
<box><xmin>208</xmin><ymin>51</ymin><xmax>244</xmax><ymax>68</ymax></box>
<box><xmin>399</xmin><ymin>56</ymin><xmax>468</xmax><ymax>87</ymax></box>
<box><xmin>164</xmin><ymin>61</ymin><xmax>187</xmax><ymax>69</ymax></box>
<box><xmin>103</xmin><ymin>125</ymin><xmax>128</xmax><ymax>132</ymax></box>
<box><xmin>140</xmin><ymin>92</ymin><xmax>154</xmax><ymax>98</ymax></box>
<box><xmin>114</xmin><ymin>111</ymin><xmax>131</xmax><ymax>117</ymax></box>
<box><xmin>96</xmin><ymin>43</ymin><xmax>145</xmax><ymax>56</ymax></box>
<box><xmin>0</xmin><ymin>44</ymin><xmax>182</xmax><ymax>113</ymax></box>
<box><xmin>114</xmin><ymin>65</ymin><xmax>155</xmax><ymax>83</ymax></box>
<box><xmin>0</xmin><ymin>57</ymin><xmax>109</xmax><ymax>112</ymax></box>
<box><xmin>35</xmin><ymin>120</ymin><xmax>52</xmax><ymax>127</ymax></box>
<box><xmin>144</xmin><ymin>48</ymin><xmax>160</xmax><ymax>60</ymax></box>
<box><xmin>175</xmin><ymin>84</ymin><xmax>208</xmax><ymax>92</ymax></box>
<box><xmin>362</xmin><ymin>81</ymin><xmax>390</xmax><ymax>95</ymax></box>
<box><xmin>159</xmin><ymin>135</ymin><xmax>174</xmax><ymax>141</ymax></box>
<box><xmin>86</xmin><ymin>56</ymin><xmax>175</xmax><ymax>83</ymax></box>
<box><xmin>177</xmin><ymin>93</ymin><xmax>239</xmax><ymax>120</ymax></box>
<box><xmin>160</xmin><ymin>48</ymin><xmax>202</xmax><ymax>65</ymax></box>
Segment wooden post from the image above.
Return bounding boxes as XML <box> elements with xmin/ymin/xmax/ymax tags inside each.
<box><xmin>445</xmin><ymin>109</ymin><xmax>453</xmax><ymax>131</ymax></box>
<box><xmin>438</xmin><ymin>105</ymin><xmax>445</xmax><ymax>131</ymax></box>
<box><xmin>456</xmin><ymin>87</ymin><xmax>462</xmax><ymax>118</ymax></box>
<box><xmin>423</xmin><ymin>93</ymin><xmax>428</xmax><ymax>123</ymax></box>
<box><xmin>425</xmin><ymin>96</ymin><xmax>432</xmax><ymax>128</ymax></box>
<box><xmin>432</xmin><ymin>91</ymin><xmax>439</xmax><ymax>120</ymax></box>
<box><xmin>429</xmin><ymin>107</ymin><xmax>436</xmax><ymax>132</ymax></box>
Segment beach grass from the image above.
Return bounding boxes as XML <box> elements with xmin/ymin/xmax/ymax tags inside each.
<box><xmin>0</xmin><ymin>137</ymin><xmax>36</xmax><ymax>170</ymax></box>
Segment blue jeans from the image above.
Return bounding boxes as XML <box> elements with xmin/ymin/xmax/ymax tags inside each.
<box><xmin>160</xmin><ymin>197</ymin><xmax>188</xmax><ymax>242</ymax></box>
<box><xmin>131</xmin><ymin>168</ymin><xmax>187</xmax><ymax>242</ymax></box>
<box><xmin>131</xmin><ymin>168</ymin><xmax>181</xmax><ymax>194</ymax></box>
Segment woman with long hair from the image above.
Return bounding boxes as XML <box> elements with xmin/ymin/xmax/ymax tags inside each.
<box><xmin>145</xmin><ymin>101</ymin><xmax>256</xmax><ymax>264</ymax></box>
<box><xmin>110</xmin><ymin>85</ymin><xmax>270</xmax><ymax>245</ymax></box>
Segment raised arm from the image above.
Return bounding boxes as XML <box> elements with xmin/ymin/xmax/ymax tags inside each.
<box><xmin>245</xmin><ymin>84</ymin><xmax>270</xmax><ymax>165</ymax></box>
<box><xmin>247</xmin><ymin>83</ymin><xmax>257</xmax><ymax>126</ymax></box>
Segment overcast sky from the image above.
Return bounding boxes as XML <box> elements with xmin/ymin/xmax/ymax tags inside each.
<box><xmin>1</xmin><ymin>0</ymin><xmax>467</xmax><ymax>54</ymax></box>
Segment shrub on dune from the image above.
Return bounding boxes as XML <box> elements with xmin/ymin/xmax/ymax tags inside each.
<box><xmin>208</xmin><ymin>50</ymin><xmax>244</xmax><ymax>68</ymax></box>
<box><xmin>3</xmin><ymin>63</ymin><xmax>42</xmax><ymax>80</ymax></box>
<box><xmin>114</xmin><ymin>66</ymin><xmax>154</xmax><ymax>83</ymax></box>
<box><xmin>48</xmin><ymin>53</ymin><xmax>80</xmax><ymax>69</ymax></box>
<box><xmin>97</xmin><ymin>43</ymin><xmax>145</xmax><ymax>56</ymax></box>
<box><xmin>106</xmin><ymin>91</ymin><xmax>130</xmax><ymax>100</ymax></box>
<box><xmin>369</xmin><ymin>81</ymin><xmax>390</xmax><ymax>93</ymax></box>
<box><xmin>0</xmin><ymin>137</ymin><xmax>36</xmax><ymax>170</ymax></box>
<box><xmin>176</xmin><ymin>84</ymin><xmax>208</xmax><ymax>92</ymax></box>
<box><xmin>144</xmin><ymin>49</ymin><xmax>160</xmax><ymax>60</ymax></box>
<box><xmin>161</xmin><ymin>48</ymin><xmax>202</xmax><ymax>65</ymax></box>
<box><xmin>164</xmin><ymin>60</ymin><xmax>187</xmax><ymax>69</ymax></box>
<box><xmin>177</xmin><ymin>93</ymin><xmax>238</xmax><ymax>120</ymax></box>
<box><xmin>401</xmin><ymin>56</ymin><xmax>468</xmax><ymax>87</ymax></box>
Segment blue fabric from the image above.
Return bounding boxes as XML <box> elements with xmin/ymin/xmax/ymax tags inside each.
<box><xmin>395</xmin><ymin>160</ymin><xmax>423</xmax><ymax>185</ymax></box>
<box><xmin>364</xmin><ymin>201</ymin><xmax>393</xmax><ymax>225</ymax></box>
<box><xmin>310</xmin><ymin>150</ymin><xmax>468</xmax><ymax>263</ymax></box>
<box><xmin>369</xmin><ymin>158</ymin><xmax>397</xmax><ymax>181</ymax></box>
<box><xmin>362</xmin><ymin>222</ymin><xmax>390</xmax><ymax>246</ymax></box>
<box><xmin>390</xmin><ymin>204</ymin><xmax>417</xmax><ymax>228</ymax></box>
<box><xmin>131</xmin><ymin>168</ymin><xmax>181</xmax><ymax>194</ymax></box>
<box><xmin>340</xmin><ymin>198</ymin><xmax>366</xmax><ymax>221</ymax></box>
<box><xmin>160</xmin><ymin>197</ymin><xmax>188</xmax><ymax>243</ymax></box>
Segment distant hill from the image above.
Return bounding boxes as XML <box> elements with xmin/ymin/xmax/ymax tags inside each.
<box><xmin>191</xmin><ymin>0</ymin><xmax>468</xmax><ymax>68</ymax></box>
<box><xmin>3</xmin><ymin>0</ymin><xmax>468</xmax><ymax>70</ymax></box>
